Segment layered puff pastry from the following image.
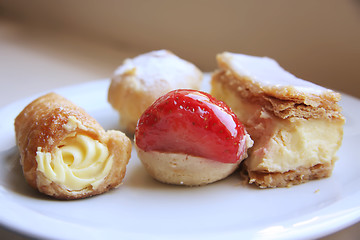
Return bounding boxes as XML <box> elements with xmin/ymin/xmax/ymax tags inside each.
<box><xmin>211</xmin><ymin>52</ymin><xmax>345</xmax><ymax>188</ymax></box>
<box><xmin>108</xmin><ymin>49</ymin><xmax>203</xmax><ymax>134</ymax></box>
<box><xmin>14</xmin><ymin>93</ymin><xmax>132</xmax><ymax>199</ymax></box>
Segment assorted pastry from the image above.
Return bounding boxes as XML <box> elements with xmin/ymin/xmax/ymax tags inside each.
<box><xmin>134</xmin><ymin>89</ymin><xmax>253</xmax><ymax>186</ymax></box>
<box><xmin>211</xmin><ymin>52</ymin><xmax>345</xmax><ymax>188</ymax></box>
<box><xmin>13</xmin><ymin>49</ymin><xmax>345</xmax><ymax>199</ymax></box>
<box><xmin>108</xmin><ymin>49</ymin><xmax>203</xmax><ymax>135</ymax></box>
<box><xmin>14</xmin><ymin>93</ymin><xmax>132</xmax><ymax>199</ymax></box>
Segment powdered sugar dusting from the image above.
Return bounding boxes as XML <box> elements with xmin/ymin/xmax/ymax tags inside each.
<box><xmin>114</xmin><ymin>50</ymin><xmax>201</xmax><ymax>89</ymax></box>
<box><xmin>221</xmin><ymin>52</ymin><xmax>328</xmax><ymax>95</ymax></box>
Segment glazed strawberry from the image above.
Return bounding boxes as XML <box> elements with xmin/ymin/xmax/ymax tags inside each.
<box><xmin>135</xmin><ymin>89</ymin><xmax>247</xmax><ymax>163</ymax></box>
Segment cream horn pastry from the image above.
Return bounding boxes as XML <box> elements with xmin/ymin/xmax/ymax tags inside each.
<box><xmin>14</xmin><ymin>93</ymin><xmax>132</xmax><ymax>199</ymax></box>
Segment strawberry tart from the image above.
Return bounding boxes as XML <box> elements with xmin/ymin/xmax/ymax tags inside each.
<box><xmin>134</xmin><ymin>89</ymin><xmax>253</xmax><ymax>186</ymax></box>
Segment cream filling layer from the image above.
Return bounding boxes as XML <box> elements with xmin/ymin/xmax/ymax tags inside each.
<box><xmin>36</xmin><ymin>134</ymin><xmax>113</xmax><ymax>191</ymax></box>
<box><xmin>211</xmin><ymin>79</ymin><xmax>344</xmax><ymax>173</ymax></box>
<box><xmin>248</xmin><ymin>117</ymin><xmax>344</xmax><ymax>172</ymax></box>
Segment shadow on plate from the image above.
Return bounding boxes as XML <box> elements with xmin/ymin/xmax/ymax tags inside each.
<box><xmin>123</xmin><ymin>163</ymin><xmax>188</xmax><ymax>191</ymax></box>
<box><xmin>1</xmin><ymin>146</ymin><xmax>53</xmax><ymax>201</ymax></box>
<box><xmin>122</xmin><ymin>160</ymin><xmax>251</xmax><ymax>193</ymax></box>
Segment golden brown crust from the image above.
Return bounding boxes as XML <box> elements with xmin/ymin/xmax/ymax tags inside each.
<box><xmin>240</xmin><ymin>159</ymin><xmax>335</xmax><ymax>188</ymax></box>
<box><xmin>14</xmin><ymin>93</ymin><xmax>132</xmax><ymax>199</ymax></box>
<box><xmin>215</xmin><ymin>53</ymin><xmax>342</xmax><ymax>105</ymax></box>
<box><xmin>212</xmin><ymin>70</ymin><xmax>344</xmax><ymax>120</ymax></box>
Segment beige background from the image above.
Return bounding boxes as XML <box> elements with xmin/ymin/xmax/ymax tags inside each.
<box><xmin>0</xmin><ymin>1</ymin><xmax>359</xmax><ymax>239</ymax></box>
<box><xmin>1</xmin><ymin>0</ymin><xmax>359</xmax><ymax>97</ymax></box>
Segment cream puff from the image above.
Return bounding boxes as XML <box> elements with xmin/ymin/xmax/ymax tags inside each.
<box><xmin>108</xmin><ymin>50</ymin><xmax>203</xmax><ymax>134</ymax></box>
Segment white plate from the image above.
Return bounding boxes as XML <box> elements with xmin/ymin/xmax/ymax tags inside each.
<box><xmin>0</xmin><ymin>79</ymin><xmax>359</xmax><ymax>240</ymax></box>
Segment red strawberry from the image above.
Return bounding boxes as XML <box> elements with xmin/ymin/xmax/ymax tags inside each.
<box><xmin>135</xmin><ymin>89</ymin><xmax>247</xmax><ymax>163</ymax></box>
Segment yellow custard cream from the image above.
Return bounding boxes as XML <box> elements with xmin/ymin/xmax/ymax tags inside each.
<box><xmin>212</xmin><ymin>72</ymin><xmax>344</xmax><ymax>173</ymax></box>
<box><xmin>36</xmin><ymin>134</ymin><xmax>113</xmax><ymax>190</ymax></box>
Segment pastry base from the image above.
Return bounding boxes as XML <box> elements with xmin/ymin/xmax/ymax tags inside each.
<box><xmin>240</xmin><ymin>159</ymin><xmax>335</xmax><ymax>188</ymax></box>
<box><xmin>135</xmin><ymin>146</ymin><xmax>240</xmax><ymax>186</ymax></box>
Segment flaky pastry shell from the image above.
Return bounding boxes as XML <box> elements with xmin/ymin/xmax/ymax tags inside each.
<box><xmin>14</xmin><ymin>93</ymin><xmax>131</xmax><ymax>199</ymax></box>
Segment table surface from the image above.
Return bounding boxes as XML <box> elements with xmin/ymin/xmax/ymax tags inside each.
<box><xmin>0</xmin><ymin>18</ymin><xmax>359</xmax><ymax>240</ymax></box>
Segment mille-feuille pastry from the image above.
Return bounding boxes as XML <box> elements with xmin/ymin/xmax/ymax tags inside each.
<box><xmin>14</xmin><ymin>93</ymin><xmax>132</xmax><ymax>199</ymax></box>
<box><xmin>108</xmin><ymin>49</ymin><xmax>203</xmax><ymax>134</ymax></box>
<box><xmin>211</xmin><ymin>52</ymin><xmax>345</xmax><ymax>188</ymax></box>
<box><xmin>134</xmin><ymin>89</ymin><xmax>253</xmax><ymax>186</ymax></box>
